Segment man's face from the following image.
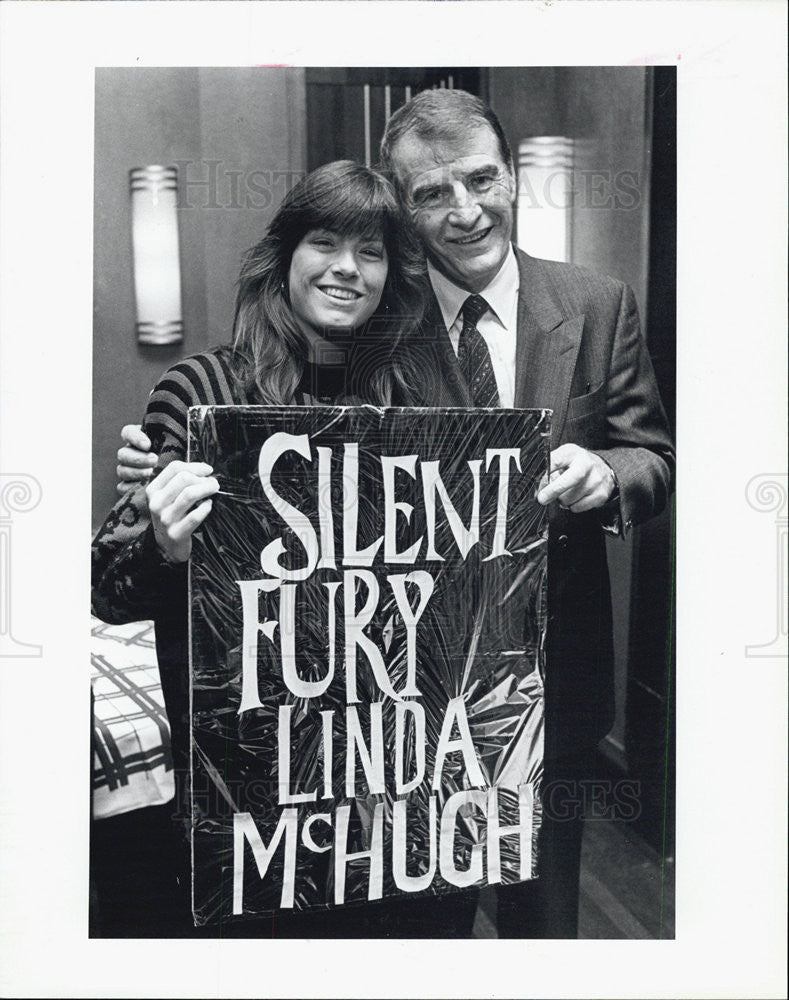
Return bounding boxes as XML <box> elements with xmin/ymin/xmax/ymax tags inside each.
<box><xmin>390</xmin><ymin>124</ymin><xmax>516</xmax><ymax>293</ymax></box>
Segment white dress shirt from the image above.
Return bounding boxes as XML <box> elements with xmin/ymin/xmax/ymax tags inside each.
<box><xmin>427</xmin><ymin>247</ymin><xmax>520</xmax><ymax>407</ymax></box>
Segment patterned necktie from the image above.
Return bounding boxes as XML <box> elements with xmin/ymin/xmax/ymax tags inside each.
<box><xmin>457</xmin><ymin>294</ymin><xmax>500</xmax><ymax>407</ymax></box>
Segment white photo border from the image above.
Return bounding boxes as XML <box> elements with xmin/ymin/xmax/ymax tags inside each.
<box><xmin>0</xmin><ymin>3</ymin><xmax>786</xmax><ymax>999</ymax></box>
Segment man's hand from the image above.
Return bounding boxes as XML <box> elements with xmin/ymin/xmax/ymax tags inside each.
<box><xmin>117</xmin><ymin>424</ymin><xmax>159</xmax><ymax>493</ymax></box>
<box><xmin>537</xmin><ymin>444</ymin><xmax>617</xmax><ymax>512</ymax></box>
<box><xmin>146</xmin><ymin>460</ymin><xmax>219</xmax><ymax>564</ymax></box>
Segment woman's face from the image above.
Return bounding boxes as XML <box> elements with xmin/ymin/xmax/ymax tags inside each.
<box><xmin>288</xmin><ymin>228</ymin><xmax>388</xmax><ymax>340</ymax></box>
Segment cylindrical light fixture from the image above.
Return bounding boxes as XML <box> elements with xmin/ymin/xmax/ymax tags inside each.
<box><xmin>129</xmin><ymin>165</ymin><xmax>183</xmax><ymax>345</ymax></box>
<box><xmin>517</xmin><ymin>137</ymin><xmax>574</xmax><ymax>263</ymax></box>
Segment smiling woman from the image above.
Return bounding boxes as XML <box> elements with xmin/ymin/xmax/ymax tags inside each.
<box><xmin>231</xmin><ymin>159</ymin><xmax>425</xmax><ymax>405</ymax></box>
<box><xmin>288</xmin><ymin>229</ymin><xmax>388</xmax><ymax>345</ymax></box>
<box><xmin>90</xmin><ymin>159</ymin><xmax>447</xmax><ymax>937</ymax></box>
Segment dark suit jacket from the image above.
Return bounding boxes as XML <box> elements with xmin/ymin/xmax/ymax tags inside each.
<box><xmin>402</xmin><ymin>247</ymin><xmax>675</xmax><ymax>760</ymax></box>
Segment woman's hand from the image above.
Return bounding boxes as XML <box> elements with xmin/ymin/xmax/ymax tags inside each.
<box><xmin>146</xmin><ymin>460</ymin><xmax>220</xmax><ymax>564</ymax></box>
<box><xmin>117</xmin><ymin>424</ymin><xmax>159</xmax><ymax>493</ymax></box>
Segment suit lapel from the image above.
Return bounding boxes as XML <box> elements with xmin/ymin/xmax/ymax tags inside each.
<box><xmin>421</xmin><ymin>288</ymin><xmax>473</xmax><ymax>406</ymax></box>
<box><xmin>513</xmin><ymin>248</ymin><xmax>584</xmax><ymax>447</ymax></box>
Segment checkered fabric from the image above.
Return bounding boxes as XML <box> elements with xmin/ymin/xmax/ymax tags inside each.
<box><xmin>91</xmin><ymin>618</ymin><xmax>174</xmax><ymax>819</ymax></box>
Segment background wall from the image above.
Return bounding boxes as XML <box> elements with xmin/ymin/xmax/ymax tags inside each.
<box><xmin>490</xmin><ymin>67</ymin><xmax>651</xmax><ymax>311</ymax></box>
<box><xmin>92</xmin><ymin>67</ymin><xmax>306</xmax><ymax>526</ymax></box>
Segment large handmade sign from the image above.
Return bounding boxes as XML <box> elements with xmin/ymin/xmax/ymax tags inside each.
<box><xmin>188</xmin><ymin>405</ymin><xmax>549</xmax><ymax>926</ymax></box>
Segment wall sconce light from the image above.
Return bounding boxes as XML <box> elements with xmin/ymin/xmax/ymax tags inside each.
<box><xmin>129</xmin><ymin>165</ymin><xmax>183</xmax><ymax>345</ymax></box>
<box><xmin>517</xmin><ymin>137</ymin><xmax>575</xmax><ymax>263</ymax></box>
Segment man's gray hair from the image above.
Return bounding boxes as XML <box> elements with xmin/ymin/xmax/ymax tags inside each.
<box><xmin>379</xmin><ymin>88</ymin><xmax>514</xmax><ymax>186</ymax></box>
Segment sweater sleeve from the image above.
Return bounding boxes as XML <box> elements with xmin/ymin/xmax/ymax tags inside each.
<box><xmin>91</xmin><ymin>352</ymin><xmax>234</xmax><ymax>624</ymax></box>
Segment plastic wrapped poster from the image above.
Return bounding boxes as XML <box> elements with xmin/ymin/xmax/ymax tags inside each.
<box><xmin>188</xmin><ymin>405</ymin><xmax>549</xmax><ymax>926</ymax></box>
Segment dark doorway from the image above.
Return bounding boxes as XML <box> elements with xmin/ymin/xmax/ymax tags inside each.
<box><xmin>306</xmin><ymin>68</ymin><xmax>482</xmax><ymax>170</ymax></box>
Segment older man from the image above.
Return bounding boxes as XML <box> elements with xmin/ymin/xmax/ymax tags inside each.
<box><xmin>376</xmin><ymin>88</ymin><xmax>674</xmax><ymax>938</ymax></box>
<box><xmin>116</xmin><ymin>88</ymin><xmax>673</xmax><ymax>938</ymax></box>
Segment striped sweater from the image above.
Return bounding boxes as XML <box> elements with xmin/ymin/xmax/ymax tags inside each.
<box><xmin>90</xmin><ymin>347</ymin><xmax>361</xmax><ymax>767</ymax></box>
<box><xmin>92</xmin><ymin>349</ymin><xmax>242</xmax><ymax>627</ymax></box>
<box><xmin>91</xmin><ymin>347</ymin><xmax>362</xmax><ymax>626</ymax></box>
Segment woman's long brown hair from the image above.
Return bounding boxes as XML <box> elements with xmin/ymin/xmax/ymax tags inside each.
<box><xmin>231</xmin><ymin>160</ymin><xmax>427</xmax><ymax>404</ymax></box>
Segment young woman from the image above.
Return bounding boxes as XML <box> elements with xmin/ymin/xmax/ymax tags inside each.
<box><xmin>94</xmin><ymin>160</ymin><xmax>424</xmax><ymax>659</ymax></box>
<box><xmin>91</xmin><ymin>160</ymin><xmax>478</xmax><ymax>938</ymax></box>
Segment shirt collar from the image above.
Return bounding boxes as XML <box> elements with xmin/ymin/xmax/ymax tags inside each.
<box><xmin>427</xmin><ymin>245</ymin><xmax>519</xmax><ymax>330</ymax></box>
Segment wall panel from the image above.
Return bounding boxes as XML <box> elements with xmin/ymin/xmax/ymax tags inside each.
<box><xmin>92</xmin><ymin>68</ymin><xmax>306</xmax><ymax>527</ymax></box>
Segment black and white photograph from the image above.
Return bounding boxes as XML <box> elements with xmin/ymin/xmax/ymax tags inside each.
<box><xmin>88</xmin><ymin>64</ymin><xmax>676</xmax><ymax>942</ymax></box>
<box><xmin>0</xmin><ymin>3</ymin><xmax>785</xmax><ymax>999</ymax></box>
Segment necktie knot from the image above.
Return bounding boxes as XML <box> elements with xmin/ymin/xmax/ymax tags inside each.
<box><xmin>461</xmin><ymin>294</ymin><xmax>488</xmax><ymax>329</ymax></box>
